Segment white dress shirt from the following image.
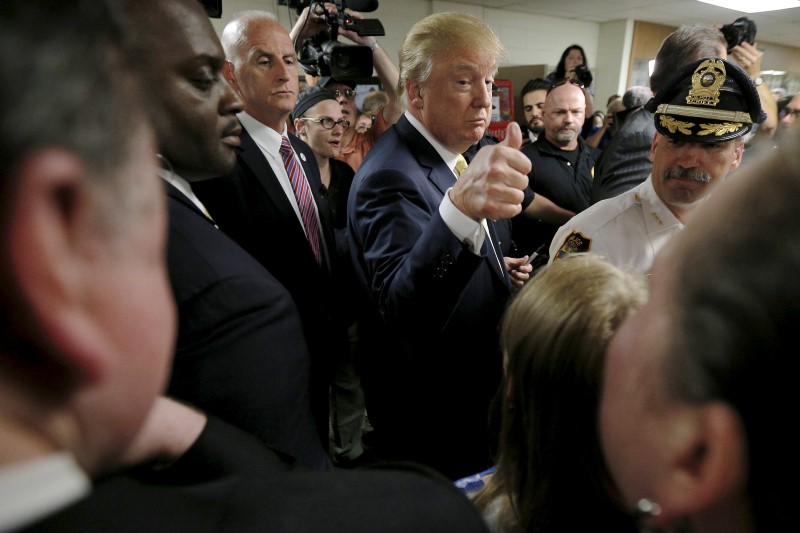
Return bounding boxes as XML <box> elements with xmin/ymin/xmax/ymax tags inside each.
<box><xmin>404</xmin><ymin>111</ymin><xmax>486</xmax><ymax>254</ymax></box>
<box><xmin>549</xmin><ymin>175</ymin><xmax>684</xmax><ymax>275</ymax></box>
<box><xmin>0</xmin><ymin>453</ymin><xmax>90</xmax><ymax>531</ymax></box>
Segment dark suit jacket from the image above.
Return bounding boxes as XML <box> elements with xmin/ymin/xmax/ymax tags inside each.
<box><xmin>194</xmin><ymin>131</ymin><xmax>347</xmax><ymax>444</ymax></box>
<box><xmin>164</xmin><ymin>182</ymin><xmax>329</xmax><ymax>471</ymax></box>
<box><xmin>514</xmin><ymin>136</ymin><xmax>600</xmax><ymax>255</ymax></box>
<box><xmin>26</xmin><ymin>417</ymin><xmax>489</xmax><ymax>533</ymax></box>
<box><xmin>591</xmin><ymin>106</ymin><xmax>656</xmax><ymax>204</ymax></box>
<box><xmin>347</xmin><ymin>115</ymin><xmax>512</xmax><ymax>480</ymax></box>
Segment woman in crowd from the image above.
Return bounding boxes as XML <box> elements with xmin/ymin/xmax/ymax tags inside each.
<box><xmin>546</xmin><ymin>44</ymin><xmax>596</xmax><ymax>124</ymax></box>
<box><xmin>587</xmin><ymin>98</ymin><xmax>625</xmax><ymax>150</ymax></box>
<box><xmin>293</xmin><ymin>86</ymin><xmax>355</xmax><ymax>230</ymax></box>
<box><xmin>469</xmin><ymin>255</ymin><xmax>646</xmax><ymax>532</ymax></box>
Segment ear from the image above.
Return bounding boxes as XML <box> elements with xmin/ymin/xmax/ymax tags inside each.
<box><xmin>7</xmin><ymin>149</ymin><xmax>110</xmax><ymax>387</ymax></box>
<box><xmin>406</xmin><ymin>80</ymin><xmax>423</xmax><ymax>109</ymax></box>
<box><xmin>729</xmin><ymin>139</ymin><xmax>744</xmax><ymax>171</ymax></box>
<box><xmin>656</xmin><ymin>402</ymin><xmax>747</xmax><ymax>525</ymax></box>
<box><xmin>293</xmin><ymin>118</ymin><xmax>305</xmax><ymax>137</ymax></box>
<box><xmin>222</xmin><ymin>60</ymin><xmax>237</xmax><ymax>89</ymax></box>
<box><xmin>649</xmin><ymin>132</ymin><xmax>660</xmax><ymax>163</ymax></box>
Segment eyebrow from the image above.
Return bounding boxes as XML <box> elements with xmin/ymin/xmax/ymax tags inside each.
<box><xmin>451</xmin><ymin>63</ymin><xmax>498</xmax><ymax>76</ymax></box>
<box><xmin>250</xmin><ymin>47</ymin><xmax>297</xmax><ymax>61</ymax></box>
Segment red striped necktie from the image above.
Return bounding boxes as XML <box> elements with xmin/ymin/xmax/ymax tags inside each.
<box><xmin>280</xmin><ymin>136</ymin><xmax>321</xmax><ymax>264</ymax></box>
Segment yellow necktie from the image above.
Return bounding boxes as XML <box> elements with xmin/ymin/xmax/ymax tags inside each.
<box><xmin>454</xmin><ymin>154</ymin><xmax>468</xmax><ymax>177</ymax></box>
<box><xmin>453</xmin><ymin>154</ymin><xmax>505</xmax><ymax>279</ymax></box>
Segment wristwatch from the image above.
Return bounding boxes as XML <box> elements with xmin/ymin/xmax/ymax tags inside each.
<box><xmin>754</xmin><ymin>76</ymin><xmax>764</xmax><ymax>87</ymax></box>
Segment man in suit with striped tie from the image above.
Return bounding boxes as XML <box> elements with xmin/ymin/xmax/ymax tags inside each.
<box><xmin>193</xmin><ymin>11</ymin><xmax>348</xmax><ymax>451</ymax></box>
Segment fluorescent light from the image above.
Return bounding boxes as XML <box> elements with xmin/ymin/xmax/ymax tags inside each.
<box><xmin>762</xmin><ymin>70</ymin><xmax>787</xmax><ymax>75</ymax></box>
<box><xmin>697</xmin><ymin>0</ymin><xmax>799</xmax><ymax>13</ymax></box>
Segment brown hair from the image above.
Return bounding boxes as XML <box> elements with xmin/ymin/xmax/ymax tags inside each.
<box><xmin>474</xmin><ymin>255</ymin><xmax>646</xmax><ymax>532</ymax></box>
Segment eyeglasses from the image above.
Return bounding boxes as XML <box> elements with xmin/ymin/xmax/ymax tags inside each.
<box><xmin>331</xmin><ymin>89</ymin><xmax>357</xmax><ymax>100</ymax></box>
<box><xmin>780</xmin><ymin>107</ymin><xmax>800</xmax><ymax>121</ymax></box>
<box><xmin>548</xmin><ymin>78</ymin><xmax>585</xmax><ymax>93</ymax></box>
<box><xmin>299</xmin><ymin>116</ymin><xmax>351</xmax><ymax>130</ymax></box>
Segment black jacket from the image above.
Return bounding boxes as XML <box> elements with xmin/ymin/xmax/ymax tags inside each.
<box><xmin>513</xmin><ymin>136</ymin><xmax>600</xmax><ymax>255</ymax></box>
<box><xmin>590</xmin><ymin>106</ymin><xmax>655</xmax><ymax>204</ymax></box>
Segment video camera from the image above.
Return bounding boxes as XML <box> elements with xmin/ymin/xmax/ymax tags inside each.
<box><xmin>296</xmin><ymin>0</ymin><xmax>385</xmax><ymax>80</ymax></box>
<box><xmin>573</xmin><ymin>65</ymin><xmax>593</xmax><ymax>87</ymax></box>
<box><xmin>721</xmin><ymin>17</ymin><xmax>757</xmax><ymax>53</ymax></box>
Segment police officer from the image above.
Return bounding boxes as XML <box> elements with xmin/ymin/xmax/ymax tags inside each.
<box><xmin>549</xmin><ymin>57</ymin><xmax>765</xmax><ymax>275</ymax></box>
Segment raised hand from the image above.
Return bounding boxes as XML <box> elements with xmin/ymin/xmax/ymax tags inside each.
<box><xmin>449</xmin><ymin>122</ymin><xmax>531</xmax><ymax>221</ymax></box>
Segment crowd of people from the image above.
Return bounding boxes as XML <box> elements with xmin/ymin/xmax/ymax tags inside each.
<box><xmin>2</xmin><ymin>0</ymin><xmax>799</xmax><ymax>531</ymax></box>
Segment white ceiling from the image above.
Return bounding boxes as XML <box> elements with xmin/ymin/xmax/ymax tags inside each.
<box><xmin>450</xmin><ymin>0</ymin><xmax>800</xmax><ymax>48</ymax></box>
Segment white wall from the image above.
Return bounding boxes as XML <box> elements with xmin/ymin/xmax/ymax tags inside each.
<box><xmin>209</xmin><ymin>1</ymin><xmax>800</xmax><ymax>106</ymax></box>
<box><xmin>595</xmin><ymin>20</ymin><xmax>634</xmax><ymax>108</ymax></box>
<box><xmin>209</xmin><ymin>0</ymin><xmax>609</xmax><ymax>95</ymax></box>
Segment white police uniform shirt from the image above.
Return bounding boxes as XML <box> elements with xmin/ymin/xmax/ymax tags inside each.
<box><xmin>548</xmin><ymin>175</ymin><xmax>683</xmax><ymax>275</ymax></box>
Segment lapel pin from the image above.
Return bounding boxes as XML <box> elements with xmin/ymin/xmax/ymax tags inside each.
<box><xmin>300</xmin><ymin>153</ymin><xmax>307</xmax><ymax>162</ymax></box>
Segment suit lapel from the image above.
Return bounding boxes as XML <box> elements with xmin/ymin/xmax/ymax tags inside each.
<box><xmin>238</xmin><ymin>128</ymin><xmax>297</xmax><ymax>220</ymax></box>
<box><xmin>164</xmin><ymin>180</ymin><xmax>217</xmax><ymax>228</ymax></box>
<box><xmin>395</xmin><ymin>116</ymin><xmax>509</xmax><ymax>288</ymax></box>
<box><xmin>395</xmin><ymin>116</ymin><xmax>456</xmax><ymax>196</ymax></box>
<box><xmin>238</xmin><ymin>127</ymin><xmax>331</xmax><ymax>273</ymax></box>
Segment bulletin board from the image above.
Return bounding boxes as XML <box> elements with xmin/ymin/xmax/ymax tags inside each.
<box><xmin>488</xmin><ymin>79</ymin><xmax>513</xmax><ymax>141</ymax></box>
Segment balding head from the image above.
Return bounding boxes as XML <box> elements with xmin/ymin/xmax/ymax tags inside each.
<box><xmin>220</xmin><ymin>11</ymin><xmax>298</xmax><ymax>131</ymax></box>
<box><xmin>543</xmin><ymin>80</ymin><xmax>586</xmax><ymax>150</ymax></box>
<box><xmin>221</xmin><ymin>10</ymin><xmax>279</xmax><ymax>68</ymax></box>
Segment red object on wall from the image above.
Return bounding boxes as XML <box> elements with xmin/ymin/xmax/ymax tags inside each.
<box><xmin>488</xmin><ymin>79</ymin><xmax>513</xmax><ymax>141</ymax></box>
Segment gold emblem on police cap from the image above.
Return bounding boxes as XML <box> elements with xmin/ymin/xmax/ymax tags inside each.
<box><xmin>686</xmin><ymin>58</ymin><xmax>726</xmax><ymax>107</ymax></box>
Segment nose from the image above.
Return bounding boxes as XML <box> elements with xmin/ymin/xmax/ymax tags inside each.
<box><xmin>474</xmin><ymin>82</ymin><xmax>492</xmax><ymax>109</ymax></box>
<box><xmin>274</xmin><ymin>59</ymin><xmax>293</xmax><ymax>82</ymax></box>
<box><xmin>335</xmin><ymin>93</ymin><xmax>349</xmax><ymax>106</ymax></box>
<box><xmin>672</xmin><ymin>143</ymin><xmax>705</xmax><ymax>168</ymax></box>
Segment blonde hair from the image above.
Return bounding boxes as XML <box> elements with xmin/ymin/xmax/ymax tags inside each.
<box><xmin>398</xmin><ymin>12</ymin><xmax>508</xmax><ymax>102</ymax></box>
<box><xmin>474</xmin><ymin>254</ymin><xmax>647</xmax><ymax>531</ymax></box>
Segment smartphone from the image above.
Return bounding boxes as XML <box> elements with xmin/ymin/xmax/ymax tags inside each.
<box><xmin>525</xmin><ymin>244</ymin><xmax>548</xmax><ymax>265</ymax></box>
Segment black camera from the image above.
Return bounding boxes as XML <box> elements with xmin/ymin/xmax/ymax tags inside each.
<box><xmin>721</xmin><ymin>17</ymin><xmax>757</xmax><ymax>53</ymax></box>
<box><xmin>574</xmin><ymin>65</ymin><xmax>593</xmax><ymax>87</ymax></box>
<box><xmin>296</xmin><ymin>0</ymin><xmax>385</xmax><ymax>80</ymax></box>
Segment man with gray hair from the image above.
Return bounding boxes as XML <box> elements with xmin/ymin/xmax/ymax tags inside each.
<box><xmin>551</xmin><ymin>57</ymin><xmax>764</xmax><ymax>275</ymax></box>
<box><xmin>348</xmin><ymin>12</ymin><xmax>532</xmax><ymax>479</ymax></box>
<box><xmin>193</xmin><ymin>10</ymin><xmax>347</xmax><ymax>454</ymax></box>
<box><xmin>591</xmin><ymin>24</ymin><xmax>774</xmax><ymax>204</ymax></box>
<box><xmin>622</xmin><ymin>85</ymin><xmax>653</xmax><ymax>109</ymax></box>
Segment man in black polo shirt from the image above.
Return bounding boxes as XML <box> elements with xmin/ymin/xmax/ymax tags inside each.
<box><xmin>513</xmin><ymin>78</ymin><xmax>600</xmax><ymax>257</ymax></box>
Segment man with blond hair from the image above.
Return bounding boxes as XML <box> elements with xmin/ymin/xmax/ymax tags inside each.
<box><xmin>348</xmin><ymin>12</ymin><xmax>533</xmax><ymax>480</ymax></box>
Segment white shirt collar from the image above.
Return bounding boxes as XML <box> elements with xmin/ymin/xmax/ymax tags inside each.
<box><xmin>160</xmin><ymin>169</ymin><xmax>214</xmax><ymax>221</ymax></box>
<box><xmin>404</xmin><ymin>111</ymin><xmax>461</xmax><ymax>173</ymax></box>
<box><xmin>0</xmin><ymin>452</ymin><xmax>90</xmax><ymax>531</ymax></box>
<box><xmin>238</xmin><ymin>111</ymin><xmax>285</xmax><ymax>156</ymax></box>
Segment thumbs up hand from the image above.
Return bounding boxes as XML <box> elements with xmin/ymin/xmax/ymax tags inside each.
<box><xmin>449</xmin><ymin>122</ymin><xmax>531</xmax><ymax>221</ymax></box>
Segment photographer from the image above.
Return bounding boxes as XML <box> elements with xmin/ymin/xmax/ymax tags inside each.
<box><xmin>723</xmin><ymin>26</ymin><xmax>778</xmax><ymax>139</ymax></box>
<box><xmin>546</xmin><ymin>44</ymin><xmax>596</xmax><ymax>130</ymax></box>
<box><xmin>291</xmin><ymin>2</ymin><xmax>401</xmax><ymax>171</ymax></box>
